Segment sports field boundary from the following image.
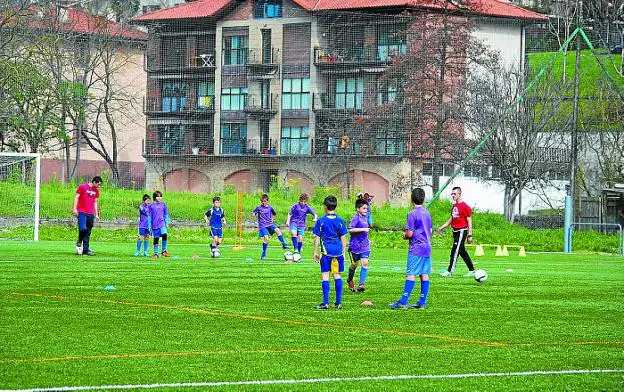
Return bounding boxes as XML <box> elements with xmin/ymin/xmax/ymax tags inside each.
<box><xmin>2</xmin><ymin>369</ymin><xmax>622</xmax><ymax>391</ymax></box>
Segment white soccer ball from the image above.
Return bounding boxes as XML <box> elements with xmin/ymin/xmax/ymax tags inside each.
<box><xmin>474</xmin><ymin>269</ymin><xmax>488</xmax><ymax>283</ymax></box>
<box><xmin>292</xmin><ymin>252</ymin><xmax>302</xmax><ymax>262</ymax></box>
<box><xmin>75</xmin><ymin>245</ymin><xmax>83</xmax><ymax>255</ymax></box>
<box><xmin>211</xmin><ymin>249</ymin><xmax>221</xmax><ymax>258</ymax></box>
<box><xmin>284</xmin><ymin>251</ymin><xmax>294</xmax><ymax>261</ymax></box>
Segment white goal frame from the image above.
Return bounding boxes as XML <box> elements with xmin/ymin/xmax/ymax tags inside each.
<box><xmin>0</xmin><ymin>152</ymin><xmax>41</xmax><ymax>241</ymax></box>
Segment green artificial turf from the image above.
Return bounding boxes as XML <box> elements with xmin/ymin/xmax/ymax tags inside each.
<box><xmin>0</xmin><ymin>241</ymin><xmax>623</xmax><ymax>391</ymax></box>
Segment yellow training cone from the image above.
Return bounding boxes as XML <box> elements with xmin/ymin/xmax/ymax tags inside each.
<box><xmin>518</xmin><ymin>246</ymin><xmax>526</xmax><ymax>257</ymax></box>
<box><xmin>502</xmin><ymin>245</ymin><xmax>509</xmax><ymax>256</ymax></box>
<box><xmin>495</xmin><ymin>245</ymin><xmax>504</xmax><ymax>256</ymax></box>
<box><xmin>474</xmin><ymin>244</ymin><xmax>485</xmax><ymax>257</ymax></box>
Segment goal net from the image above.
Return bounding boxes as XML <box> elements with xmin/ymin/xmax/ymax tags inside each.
<box><xmin>0</xmin><ymin>153</ymin><xmax>41</xmax><ymax>241</ymax></box>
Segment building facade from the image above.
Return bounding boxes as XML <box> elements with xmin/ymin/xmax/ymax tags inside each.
<box><xmin>134</xmin><ymin>0</ymin><xmax>549</xmax><ymax>208</ymax></box>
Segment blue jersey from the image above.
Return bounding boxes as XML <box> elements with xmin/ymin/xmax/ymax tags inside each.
<box><xmin>205</xmin><ymin>207</ymin><xmax>225</xmax><ymax>229</ymax></box>
<box><xmin>313</xmin><ymin>213</ymin><xmax>348</xmax><ymax>257</ymax></box>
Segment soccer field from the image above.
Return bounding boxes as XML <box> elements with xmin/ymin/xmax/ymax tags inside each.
<box><xmin>1</xmin><ymin>241</ymin><xmax>623</xmax><ymax>391</ymax></box>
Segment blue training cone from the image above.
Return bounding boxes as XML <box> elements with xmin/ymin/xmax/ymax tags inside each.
<box><xmin>103</xmin><ymin>285</ymin><xmax>117</xmax><ymax>291</ymax></box>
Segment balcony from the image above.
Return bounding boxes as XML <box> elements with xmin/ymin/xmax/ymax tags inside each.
<box><xmin>311</xmin><ymin>93</ymin><xmax>363</xmax><ymax>116</ymax></box>
<box><xmin>144</xmin><ymin>127</ymin><xmax>215</xmax><ymax>157</ymax></box>
<box><xmin>313</xmin><ymin>47</ymin><xmax>404</xmax><ymax>74</ymax></box>
<box><xmin>220</xmin><ymin>138</ymin><xmax>278</xmax><ymax>156</ymax></box>
<box><xmin>246</xmin><ymin>48</ymin><xmax>280</xmax><ymax>79</ymax></box>
<box><xmin>143</xmin><ymin>96</ymin><xmax>215</xmax><ymax>116</ymax></box>
<box><xmin>144</xmin><ymin>52</ymin><xmax>217</xmax><ymax>73</ymax></box>
<box><xmin>245</xmin><ymin>93</ymin><xmax>279</xmax><ymax>118</ymax></box>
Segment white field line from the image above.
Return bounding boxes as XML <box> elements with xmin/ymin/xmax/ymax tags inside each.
<box><xmin>2</xmin><ymin>369</ymin><xmax>622</xmax><ymax>391</ymax></box>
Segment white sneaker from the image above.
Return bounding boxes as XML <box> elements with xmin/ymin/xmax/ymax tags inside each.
<box><xmin>464</xmin><ymin>271</ymin><xmax>475</xmax><ymax>277</ymax></box>
<box><xmin>439</xmin><ymin>271</ymin><xmax>452</xmax><ymax>277</ymax></box>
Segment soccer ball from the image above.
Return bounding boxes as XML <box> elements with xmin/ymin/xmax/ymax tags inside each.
<box><xmin>211</xmin><ymin>249</ymin><xmax>221</xmax><ymax>258</ymax></box>
<box><xmin>284</xmin><ymin>251</ymin><xmax>294</xmax><ymax>261</ymax></box>
<box><xmin>474</xmin><ymin>269</ymin><xmax>488</xmax><ymax>283</ymax></box>
<box><xmin>75</xmin><ymin>245</ymin><xmax>83</xmax><ymax>255</ymax></box>
<box><xmin>292</xmin><ymin>252</ymin><xmax>302</xmax><ymax>262</ymax></box>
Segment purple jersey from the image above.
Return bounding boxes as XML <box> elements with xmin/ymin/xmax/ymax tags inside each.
<box><xmin>348</xmin><ymin>213</ymin><xmax>371</xmax><ymax>253</ymax></box>
<box><xmin>138</xmin><ymin>204</ymin><xmax>150</xmax><ymax>229</ymax></box>
<box><xmin>253</xmin><ymin>204</ymin><xmax>276</xmax><ymax>229</ymax></box>
<box><xmin>406</xmin><ymin>206</ymin><xmax>432</xmax><ymax>257</ymax></box>
<box><xmin>289</xmin><ymin>203</ymin><xmax>316</xmax><ymax>228</ymax></box>
<box><xmin>150</xmin><ymin>202</ymin><xmax>169</xmax><ymax>230</ymax></box>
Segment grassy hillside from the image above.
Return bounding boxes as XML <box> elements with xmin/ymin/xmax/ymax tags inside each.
<box><xmin>0</xmin><ymin>180</ymin><xmax>621</xmax><ymax>253</ymax></box>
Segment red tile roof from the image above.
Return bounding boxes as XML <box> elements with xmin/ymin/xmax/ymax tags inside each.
<box><xmin>26</xmin><ymin>6</ymin><xmax>147</xmax><ymax>40</ymax></box>
<box><xmin>133</xmin><ymin>0</ymin><xmax>232</xmax><ymax>21</ymax></box>
<box><xmin>133</xmin><ymin>0</ymin><xmax>546</xmax><ymax>22</ymax></box>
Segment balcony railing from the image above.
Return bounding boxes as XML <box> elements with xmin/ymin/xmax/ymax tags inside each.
<box><xmin>220</xmin><ymin>138</ymin><xmax>278</xmax><ymax>156</ymax></box>
<box><xmin>144</xmin><ymin>52</ymin><xmax>217</xmax><ymax>72</ymax></box>
<box><xmin>145</xmin><ymin>128</ymin><xmax>215</xmax><ymax>157</ymax></box>
<box><xmin>143</xmin><ymin>96</ymin><xmax>215</xmax><ymax>115</ymax></box>
<box><xmin>311</xmin><ymin>93</ymin><xmax>363</xmax><ymax>113</ymax></box>
<box><xmin>246</xmin><ymin>48</ymin><xmax>280</xmax><ymax>79</ymax></box>
<box><xmin>245</xmin><ymin>93</ymin><xmax>279</xmax><ymax>118</ymax></box>
<box><xmin>247</xmin><ymin>48</ymin><xmax>281</xmax><ymax>65</ymax></box>
<box><xmin>313</xmin><ymin>46</ymin><xmax>406</xmax><ymax>70</ymax></box>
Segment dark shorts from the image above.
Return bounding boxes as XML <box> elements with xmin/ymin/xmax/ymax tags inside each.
<box><xmin>258</xmin><ymin>224</ymin><xmax>277</xmax><ymax>237</ymax></box>
<box><xmin>138</xmin><ymin>228</ymin><xmax>150</xmax><ymax>237</ymax></box>
<box><xmin>320</xmin><ymin>255</ymin><xmax>345</xmax><ymax>274</ymax></box>
<box><xmin>152</xmin><ymin>227</ymin><xmax>167</xmax><ymax>238</ymax></box>
<box><xmin>210</xmin><ymin>227</ymin><xmax>223</xmax><ymax>238</ymax></box>
<box><xmin>350</xmin><ymin>251</ymin><xmax>371</xmax><ymax>262</ymax></box>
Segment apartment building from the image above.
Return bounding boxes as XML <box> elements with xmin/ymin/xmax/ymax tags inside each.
<box><xmin>134</xmin><ymin>0</ymin><xmax>547</xmax><ymax>205</ymax></box>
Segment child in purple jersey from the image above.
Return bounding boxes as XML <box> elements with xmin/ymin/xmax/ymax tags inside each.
<box><xmin>135</xmin><ymin>194</ymin><xmax>152</xmax><ymax>256</ymax></box>
<box><xmin>347</xmin><ymin>198</ymin><xmax>371</xmax><ymax>293</ymax></box>
<box><xmin>286</xmin><ymin>193</ymin><xmax>318</xmax><ymax>258</ymax></box>
<box><xmin>390</xmin><ymin>188</ymin><xmax>432</xmax><ymax>309</ymax></box>
<box><xmin>149</xmin><ymin>190</ymin><xmax>171</xmax><ymax>259</ymax></box>
<box><xmin>252</xmin><ymin>194</ymin><xmax>288</xmax><ymax>260</ymax></box>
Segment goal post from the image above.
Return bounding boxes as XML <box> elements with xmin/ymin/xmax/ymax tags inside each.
<box><xmin>0</xmin><ymin>152</ymin><xmax>41</xmax><ymax>241</ymax></box>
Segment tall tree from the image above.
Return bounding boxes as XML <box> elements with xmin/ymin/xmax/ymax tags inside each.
<box><xmin>466</xmin><ymin>64</ymin><xmax>571</xmax><ymax>221</ymax></box>
<box><xmin>366</xmin><ymin>1</ymin><xmax>496</xmax><ymax>193</ymax></box>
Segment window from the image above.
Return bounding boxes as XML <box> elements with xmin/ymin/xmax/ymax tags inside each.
<box><xmin>254</xmin><ymin>0</ymin><xmax>282</xmax><ymax>18</ymax></box>
<box><xmin>377</xmin><ymin>80</ymin><xmax>402</xmax><ymax>105</ymax></box>
<box><xmin>198</xmin><ymin>82</ymin><xmax>215</xmax><ymax>111</ymax></box>
<box><xmin>463</xmin><ymin>164</ymin><xmax>489</xmax><ymax>178</ymax></box>
<box><xmin>282</xmin><ymin>78</ymin><xmax>310</xmax><ymax>109</ymax></box>
<box><xmin>221</xmin><ymin>123</ymin><xmax>247</xmax><ymax>155</ymax></box>
<box><xmin>223</xmin><ymin>35</ymin><xmax>248</xmax><ymax>65</ymax></box>
<box><xmin>422</xmin><ymin>163</ymin><xmax>455</xmax><ymax>176</ymax></box>
<box><xmin>335</xmin><ymin>78</ymin><xmax>363</xmax><ymax>110</ymax></box>
<box><xmin>377</xmin><ymin>27</ymin><xmax>407</xmax><ymax>61</ymax></box>
<box><xmin>375</xmin><ymin>129</ymin><xmax>404</xmax><ymax>156</ymax></box>
<box><xmin>162</xmin><ymin>82</ymin><xmax>187</xmax><ymax>112</ymax></box>
<box><xmin>159</xmin><ymin>125</ymin><xmax>184</xmax><ymax>154</ymax></box>
<box><xmin>221</xmin><ymin>87</ymin><xmax>248</xmax><ymax>111</ymax></box>
<box><xmin>281</xmin><ymin>126</ymin><xmax>310</xmax><ymax>155</ymax></box>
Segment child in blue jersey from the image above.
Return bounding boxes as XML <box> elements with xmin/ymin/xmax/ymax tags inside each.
<box><xmin>150</xmin><ymin>190</ymin><xmax>171</xmax><ymax>259</ymax></box>
<box><xmin>390</xmin><ymin>188</ymin><xmax>432</xmax><ymax>309</ymax></box>
<box><xmin>204</xmin><ymin>196</ymin><xmax>226</xmax><ymax>254</ymax></box>
<box><xmin>313</xmin><ymin>195</ymin><xmax>348</xmax><ymax>310</ymax></box>
<box><xmin>286</xmin><ymin>193</ymin><xmax>317</xmax><ymax>257</ymax></box>
<box><xmin>347</xmin><ymin>198</ymin><xmax>371</xmax><ymax>292</ymax></box>
<box><xmin>135</xmin><ymin>194</ymin><xmax>152</xmax><ymax>256</ymax></box>
<box><xmin>252</xmin><ymin>194</ymin><xmax>288</xmax><ymax>260</ymax></box>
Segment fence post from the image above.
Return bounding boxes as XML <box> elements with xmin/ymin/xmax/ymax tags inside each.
<box><xmin>564</xmin><ymin>195</ymin><xmax>573</xmax><ymax>253</ymax></box>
